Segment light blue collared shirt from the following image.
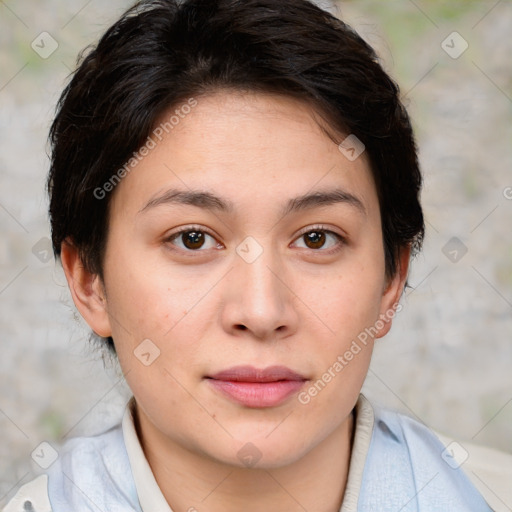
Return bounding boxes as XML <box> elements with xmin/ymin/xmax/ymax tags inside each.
<box><xmin>3</xmin><ymin>395</ymin><xmax>495</xmax><ymax>512</ymax></box>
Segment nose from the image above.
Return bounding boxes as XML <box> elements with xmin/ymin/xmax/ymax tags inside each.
<box><xmin>220</xmin><ymin>241</ymin><xmax>299</xmax><ymax>341</ymax></box>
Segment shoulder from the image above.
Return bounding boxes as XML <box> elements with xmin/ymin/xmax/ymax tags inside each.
<box><xmin>2</xmin><ymin>475</ymin><xmax>51</xmax><ymax>512</ymax></box>
<box><xmin>2</xmin><ymin>423</ymin><xmax>140</xmax><ymax>512</ymax></box>
<box><xmin>435</xmin><ymin>430</ymin><xmax>512</xmax><ymax>512</ymax></box>
<box><xmin>358</xmin><ymin>399</ymin><xmax>495</xmax><ymax>511</ymax></box>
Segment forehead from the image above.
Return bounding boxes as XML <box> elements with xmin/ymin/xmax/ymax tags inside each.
<box><xmin>109</xmin><ymin>90</ymin><xmax>378</xmax><ymax>219</ymax></box>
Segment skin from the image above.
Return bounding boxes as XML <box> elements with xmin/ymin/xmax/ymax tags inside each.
<box><xmin>61</xmin><ymin>90</ymin><xmax>409</xmax><ymax>512</ymax></box>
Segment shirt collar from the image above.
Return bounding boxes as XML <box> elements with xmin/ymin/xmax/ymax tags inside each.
<box><xmin>340</xmin><ymin>394</ymin><xmax>374</xmax><ymax>512</ymax></box>
<box><xmin>122</xmin><ymin>397</ymin><xmax>174</xmax><ymax>512</ymax></box>
<box><xmin>122</xmin><ymin>394</ymin><xmax>375</xmax><ymax>512</ymax></box>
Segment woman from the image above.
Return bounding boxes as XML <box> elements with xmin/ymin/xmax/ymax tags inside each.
<box><xmin>3</xmin><ymin>0</ymin><xmax>501</xmax><ymax>510</ymax></box>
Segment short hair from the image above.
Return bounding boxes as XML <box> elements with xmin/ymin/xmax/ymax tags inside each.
<box><xmin>47</xmin><ymin>0</ymin><xmax>424</xmax><ymax>353</ymax></box>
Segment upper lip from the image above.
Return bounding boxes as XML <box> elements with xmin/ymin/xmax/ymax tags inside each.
<box><xmin>207</xmin><ymin>365</ymin><xmax>307</xmax><ymax>382</ymax></box>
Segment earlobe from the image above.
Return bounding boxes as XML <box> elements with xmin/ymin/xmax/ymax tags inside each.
<box><xmin>60</xmin><ymin>240</ymin><xmax>112</xmax><ymax>338</ymax></box>
<box><xmin>375</xmin><ymin>246</ymin><xmax>411</xmax><ymax>339</ymax></box>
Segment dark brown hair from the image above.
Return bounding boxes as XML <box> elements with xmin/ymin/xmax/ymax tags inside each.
<box><xmin>47</xmin><ymin>0</ymin><xmax>424</xmax><ymax>352</ymax></box>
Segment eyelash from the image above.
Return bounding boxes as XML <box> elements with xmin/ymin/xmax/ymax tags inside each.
<box><xmin>164</xmin><ymin>224</ymin><xmax>346</xmax><ymax>256</ymax></box>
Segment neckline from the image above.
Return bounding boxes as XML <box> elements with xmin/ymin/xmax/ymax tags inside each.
<box><xmin>122</xmin><ymin>394</ymin><xmax>375</xmax><ymax>512</ymax></box>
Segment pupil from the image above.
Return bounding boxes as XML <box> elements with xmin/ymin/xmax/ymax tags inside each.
<box><xmin>184</xmin><ymin>231</ymin><xmax>204</xmax><ymax>249</ymax></box>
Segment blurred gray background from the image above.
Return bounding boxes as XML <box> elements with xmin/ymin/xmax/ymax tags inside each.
<box><xmin>1</xmin><ymin>0</ymin><xmax>511</xmax><ymax>505</ymax></box>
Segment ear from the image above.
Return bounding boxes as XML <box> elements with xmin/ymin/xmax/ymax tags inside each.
<box><xmin>60</xmin><ymin>239</ymin><xmax>112</xmax><ymax>338</ymax></box>
<box><xmin>374</xmin><ymin>246</ymin><xmax>411</xmax><ymax>339</ymax></box>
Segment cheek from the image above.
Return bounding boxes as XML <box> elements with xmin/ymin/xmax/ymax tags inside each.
<box><xmin>103</xmin><ymin>239</ymin><xmax>185</xmax><ymax>333</ymax></box>
<box><xmin>295</xmin><ymin>266</ymin><xmax>381</xmax><ymax>422</ymax></box>
<box><xmin>105</xmin><ymin>257</ymin><xmax>201</xmax><ymax>408</ymax></box>
<box><xmin>103</xmin><ymin>242</ymin><xmax>219</xmax><ymax>372</ymax></box>
<box><xmin>304</xmin><ymin>260</ymin><xmax>385</xmax><ymax>341</ymax></box>
<box><xmin>107</xmin><ymin>269</ymin><xmax>171</xmax><ymax>336</ymax></box>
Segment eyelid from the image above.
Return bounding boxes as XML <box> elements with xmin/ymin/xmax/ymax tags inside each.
<box><xmin>166</xmin><ymin>224</ymin><xmax>218</xmax><ymax>239</ymax></box>
<box><xmin>295</xmin><ymin>223</ymin><xmax>346</xmax><ymax>240</ymax></box>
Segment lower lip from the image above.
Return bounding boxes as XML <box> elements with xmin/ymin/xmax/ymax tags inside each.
<box><xmin>207</xmin><ymin>379</ymin><xmax>306</xmax><ymax>408</ymax></box>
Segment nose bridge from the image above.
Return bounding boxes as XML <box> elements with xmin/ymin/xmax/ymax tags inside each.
<box><xmin>237</xmin><ymin>235</ymin><xmax>284</xmax><ymax>309</ymax></box>
<box><xmin>223</xmin><ymin>235</ymin><xmax>297</xmax><ymax>339</ymax></box>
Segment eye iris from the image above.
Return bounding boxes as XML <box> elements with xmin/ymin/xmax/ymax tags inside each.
<box><xmin>183</xmin><ymin>231</ymin><xmax>205</xmax><ymax>249</ymax></box>
<box><xmin>305</xmin><ymin>231</ymin><xmax>325</xmax><ymax>249</ymax></box>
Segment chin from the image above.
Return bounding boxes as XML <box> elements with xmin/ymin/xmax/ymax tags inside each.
<box><xmin>204</xmin><ymin>435</ymin><xmax>310</xmax><ymax>470</ymax></box>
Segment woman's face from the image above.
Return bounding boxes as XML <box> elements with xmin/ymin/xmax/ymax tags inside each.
<box><xmin>93</xmin><ymin>91</ymin><xmax>405</xmax><ymax>468</ymax></box>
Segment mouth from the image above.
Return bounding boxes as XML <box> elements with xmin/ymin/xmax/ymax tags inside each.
<box><xmin>205</xmin><ymin>365</ymin><xmax>308</xmax><ymax>408</ymax></box>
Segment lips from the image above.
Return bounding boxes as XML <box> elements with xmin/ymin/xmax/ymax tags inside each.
<box><xmin>206</xmin><ymin>365</ymin><xmax>308</xmax><ymax>408</ymax></box>
<box><xmin>208</xmin><ymin>365</ymin><xmax>306</xmax><ymax>382</ymax></box>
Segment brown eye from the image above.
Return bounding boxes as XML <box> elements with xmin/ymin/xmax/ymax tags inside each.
<box><xmin>166</xmin><ymin>227</ymin><xmax>220</xmax><ymax>252</ymax></box>
<box><xmin>303</xmin><ymin>230</ymin><xmax>326</xmax><ymax>249</ymax></box>
<box><xmin>292</xmin><ymin>227</ymin><xmax>345</xmax><ymax>254</ymax></box>
<box><xmin>181</xmin><ymin>230</ymin><xmax>205</xmax><ymax>250</ymax></box>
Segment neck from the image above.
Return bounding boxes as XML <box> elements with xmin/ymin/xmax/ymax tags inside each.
<box><xmin>134</xmin><ymin>405</ymin><xmax>356</xmax><ymax>512</ymax></box>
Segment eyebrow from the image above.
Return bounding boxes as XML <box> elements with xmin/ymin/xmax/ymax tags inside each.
<box><xmin>138</xmin><ymin>187</ymin><xmax>366</xmax><ymax>217</ymax></box>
